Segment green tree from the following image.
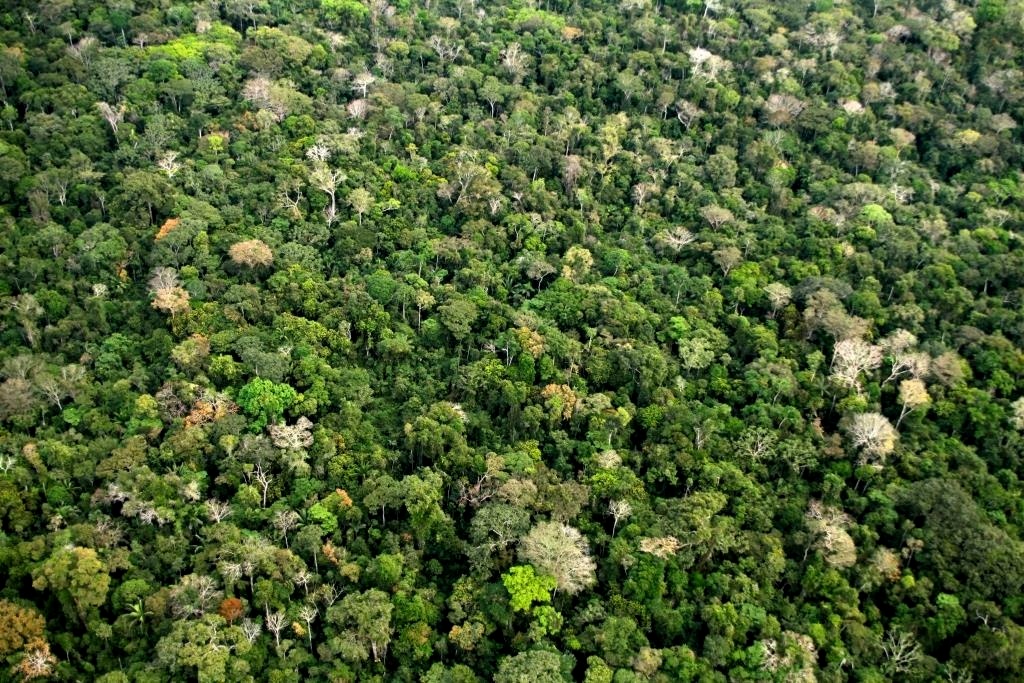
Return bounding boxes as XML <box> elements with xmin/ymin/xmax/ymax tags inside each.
<box><xmin>325</xmin><ymin>589</ymin><xmax>394</xmax><ymax>663</ymax></box>
<box><xmin>236</xmin><ymin>378</ymin><xmax>299</xmax><ymax>430</ymax></box>
<box><xmin>32</xmin><ymin>546</ymin><xmax>110</xmax><ymax>622</ymax></box>
<box><xmin>494</xmin><ymin>650</ymin><xmax>571</xmax><ymax>683</ymax></box>
<box><xmin>503</xmin><ymin>565</ymin><xmax>557</xmax><ymax>613</ymax></box>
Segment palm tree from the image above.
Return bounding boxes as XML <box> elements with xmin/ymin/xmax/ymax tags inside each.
<box><xmin>123</xmin><ymin>600</ymin><xmax>152</xmax><ymax>634</ymax></box>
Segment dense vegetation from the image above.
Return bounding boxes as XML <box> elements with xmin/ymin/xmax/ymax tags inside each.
<box><xmin>1</xmin><ymin>0</ymin><xmax>1024</xmax><ymax>680</ymax></box>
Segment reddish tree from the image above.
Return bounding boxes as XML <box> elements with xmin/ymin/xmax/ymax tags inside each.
<box><xmin>218</xmin><ymin>597</ymin><xmax>244</xmax><ymax>625</ymax></box>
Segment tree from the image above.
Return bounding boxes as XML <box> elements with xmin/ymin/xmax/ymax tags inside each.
<box><xmin>897</xmin><ymin>378</ymin><xmax>931</xmax><ymax>427</ymax></box>
<box><xmin>519</xmin><ymin>523</ymin><xmax>597</xmax><ymax>595</ymax></box>
<box><xmin>480</xmin><ymin>76</ymin><xmax>505</xmax><ymax>117</ymax></box>
<box><xmin>265</xmin><ymin>610</ymin><xmax>286</xmax><ymax>647</ymax></box>
<box><xmin>229</xmin><ymin>239</ymin><xmax>273</xmax><ymax>268</ymax></box>
<box><xmin>675</xmin><ymin>99</ymin><xmax>703</xmax><ymax>130</ymax></box>
<box><xmin>348</xmin><ymin>187</ymin><xmax>373</xmax><ymax>225</ymax></box>
<box><xmin>805</xmin><ymin>500</ymin><xmax>857</xmax><ymax>568</ymax></box>
<box><xmin>97</xmin><ymin>101</ymin><xmax>125</xmax><ymax>134</ymax></box>
<box><xmin>763</xmin><ymin>283</ymin><xmax>791</xmax><ymax>318</ymax></box>
<box><xmin>218</xmin><ymin>597</ymin><xmax>243</xmax><ymax>624</ymax></box>
<box><xmin>32</xmin><ymin>546</ymin><xmax>110</xmax><ymax>621</ymax></box>
<box><xmin>351</xmin><ymin>71</ymin><xmax>375</xmax><ymax>98</ymax></box>
<box><xmin>236</xmin><ymin>378</ymin><xmax>299</xmax><ymax>430</ymax></box>
<box><xmin>880</xmin><ymin>629</ymin><xmax>922</xmax><ymax>675</ymax></box>
<box><xmin>14</xmin><ymin>639</ymin><xmax>57</xmax><ymax>681</ymax></box>
<box><xmin>503</xmin><ymin>565</ymin><xmax>557</xmax><ymax>613</ymax></box>
<box><xmin>831</xmin><ymin>338</ymin><xmax>883</xmax><ymax>394</ymax></box>
<box><xmin>148</xmin><ymin>266</ymin><xmax>190</xmax><ymax>317</ymax></box>
<box><xmin>0</xmin><ymin>0</ymin><xmax>1022</xmax><ymax>678</ymax></box>
<box><xmin>309</xmin><ymin>163</ymin><xmax>345</xmax><ymax>225</ymax></box>
<box><xmin>155</xmin><ymin>614</ymin><xmax>248</xmax><ymax>681</ymax></box>
<box><xmin>654</xmin><ymin>226</ymin><xmax>696</xmax><ymax>253</ymax></box>
<box><xmin>298</xmin><ymin>604</ymin><xmax>317</xmax><ymax>649</ymax></box>
<box><xmin>326</xmin><ymin>589</ymin><xmax>394</xmax><ymax>663</ymax></box>
<box><xmin>272</xmin><ymin>509</ymin><xmax>301</xmax><ymax>547</ymax></box>
<box><xmin>0</xmin><ymin>600</ymin><xmax>46</xmax><ymax>655</ymax></box>
<box><xmin>712</xmin><ymin>246</ymin><xmax>742</xmax><ymax>277</ymax></box>
<box><xmin>495</xmin><ymin>650</ymin><xmax>570</xmax><ymax>683</ymax></box>
<box><xmin>269</xmin><ymin>417</ymin><xmax>314</xmax><ymax>450</ymax></box>
<box><xmin>467</xmin><ymin>503</ymin><xmax>531</xmax><ymax>572</ymax></box>
<box><xmin>608</xmin><ymin>500</ymin><xmax>632</xmax><ymax>537</ymax></box>
<box><xmin>763</xmin><ymin>93</ymin><xmax>806</xmax><ymax>126</ymax></box>
<box><xmin>844</xmin><ymin>413</ymin><xmax>898</xmax><ymax>464</ymax></box>
<box><xmin>1013</xmin><ymin>397</ymin><xmax>1024</xmax><ymax>430</ymax></box>
<box><xmin>700</xmin><ymin>205</ymin><xmax>734</xmax><ymax>230</ymax></box>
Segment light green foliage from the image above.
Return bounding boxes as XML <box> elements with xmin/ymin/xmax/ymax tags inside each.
<box><xmin>321</xmin><ymin>0</ymin><xmax>369</xmax><ymax>23</ymax></box>
<box><xmin>503</xmin><ymin>565</ymin><xmax>557</xmax><ymax>612</ymax></box>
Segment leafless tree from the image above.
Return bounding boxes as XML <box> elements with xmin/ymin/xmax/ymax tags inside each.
<box><xmin>346</xmin><ymin>98</ymin><xmax>370</xmax><ymax>119</ymax></box>
<box><xmin>713</xmin><ymin>246</ymin><xmax>742</xmax><ymax>277</ymax></box>
<box><xmin>845</xmin><ymin>412</ymin><xmax>898</xmax><ymax>464</ymax></box>
<box><xmin>654</xmin><ymin>226</ymin><xmax>696</xmax><ymax>253</ymax></box>
<box><xmin>97</xmin><ymin>102</ymin><xmax>125</xmax><ymax>134</ymax></box>
<box><xmin>317</xmin><ymin>583</ymin><xmax>341</xmax><ymax>606</ymax></box>
<box><xmin>292</xmin><ymin>567</ymin><xmax>313</xmax><ymax>596</ymax></box>
<box><xmin>265</xmin><ymin>609</ymin><xmax>286</xmax><ymax>647</ymax></box>
<box><xmin>831</xmin><ymin>338</ymin><xmax>883</xmax><ymax>393</ymax></box>
<box><xmin>763</xmin><ymin>283</ymin><xmax>792</xmax><ymax>318</ymax></box>
<box><xmin>687</xmin><ymin>47</ymin><xmax>731</xmax><ymax>81</ymax></box>
<box><xmin>631</xmin><ymin>182</ymin><xmax>657</xmax><ymax>208</ymax></box>
<box><xmin>34</xmin><ymin>373</ymin><xmax>67</xmax><ymax>410</ymax></box>
<box><xmin>309</xmin><ymin>165</ymin><xmax>345</xmax><ymax>225</ymax></box>
<box><xmin>205</xmin><ymin>499</ymin><xmax>232</xmax><ymax>523</ymax></box>
<box><xmin>250</xmin><ymin>463</ymin><xmax>273</xmax><ymax>508</ymax></box>
<box><xmin>242</xmin><ymin>76</ymin><xmax>288</xmax><ymax>121</ymax></box>
<box><xmin>157</xmin><ymin>151</ymin><xmax>182</xmax><ymax>178</ymax></box>
<box><xmin>299</xmin><ymin>604</ymin><xmax>318</xmax><ymax>648</ymax></box>
<box><xmin>273</xmin><ymin>509</ymin><xmax>301</xmax><ymax>548</ymax></box>
<box><xmin>306</xmin><ymin>144</ymin><xmax>330</xmax><ymax>163</ymax></box>
<box><xmin>608</xmin><ymin>500</ymin><xmax>632</xmax><ymax>537</ymax></box>
<box><xmin>880</xmin><ymin>629</ymin><xmax>922</xmax><ymax>674</ymax></box>
<box><xmin>269</xmin><ymin>417</ymin><xmax>314</xmax><ymax>450</ymax></box>
<box><xmin>805</xmin><ymin>500</ymin><xmax>857</xmax><ymax>568</ymax></box>
<box><xmin>738</xmin><ymin>427</ymin><xmax>777</xmax><ymax>463</ymax></box>
<box><xmin>562</xmin><ymin>154</ymin><xmax>583</xmax><ymax>192</ymax></box>
<box><xmin>519</xmin><ymin>522</ymin><xmax>597</xmax><ymax>595</ymax></box>
<box><xmin>883</xmin><ymin>347</ymin><xmax>930</xmax><ymax>384</ymax></box>
<box><xmin>351</xmin><ymin>71</ymin><xmax>376</xmax><ymax>98</ymax></box>
<box><xmin>675</xmin><ymin>99</ymin><xmax>703</xmax><ymax>130</ymax></box>
<box><xmin>699</xmin><ymin>204</ymin><xmax>734</xmax><ymax>230</ymax></box>
<box><xmin>241</xmin><ymin>618</ymin><xmax>262</xmax><ymax>644</ymax></box>
<box><xmin>219</xmin><ymin>561</ymin><xmax>243</xmax><ymax>586</ymax></box>
<box><xmin>169</xmin><ymin>574</ymin><xmax>222</xmax><ymax>618</ymax></box>
<box><xmin>429</xmin><ymin>35</ymin><xmax>462</xmax><ymax>67</ymax></box>
<box><xmin>500</xmin><ymin>42</ymin><xmax>528</xmax><ymax>82</ymax></box>
<box><xmin>148</xmin><ymin>267</ymin><xmax>181</xmax><ymax>292</ymax></box>
<box><xmin>764</xmin><ymin>93</ymin><xmax>806</xmax><ymax>126</ymax></box>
